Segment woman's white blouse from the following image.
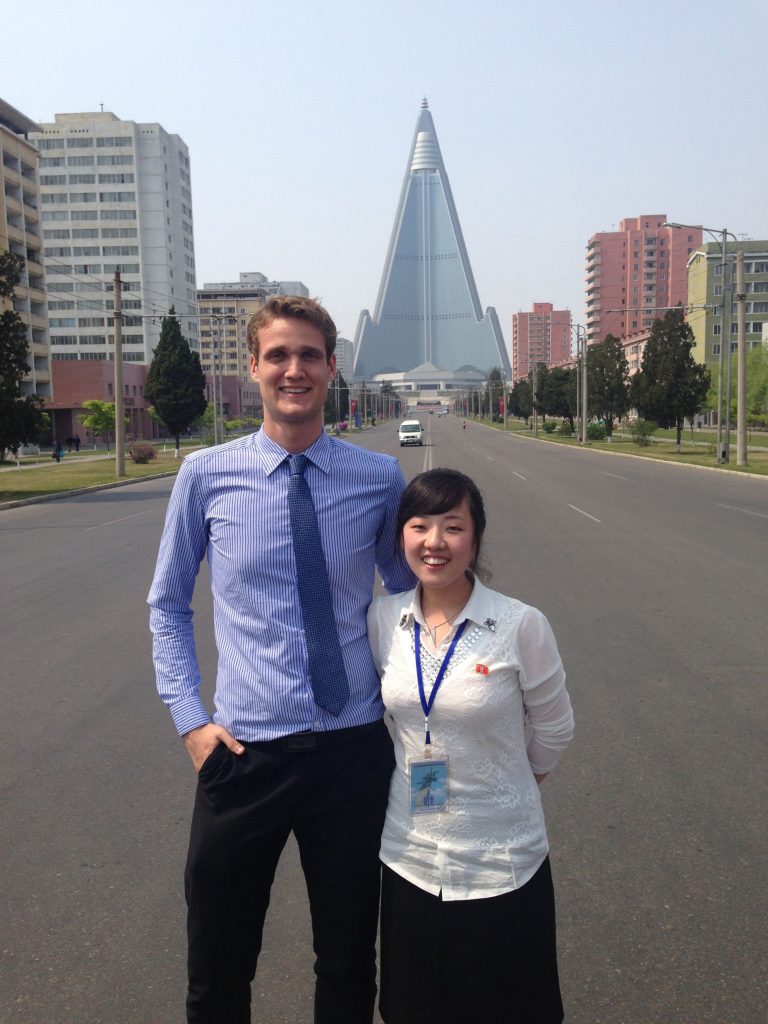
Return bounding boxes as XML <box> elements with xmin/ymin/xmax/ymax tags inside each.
<box><xmin>368</xmin><ymin>580</ymin><xmax>574</xmax><ymax>901</ymax></box>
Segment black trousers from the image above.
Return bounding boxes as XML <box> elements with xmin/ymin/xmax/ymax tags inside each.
<box><xmin>184</xmin><ymin>720</ymin><xmax>395</xmax><ymax>1024</ymax></box>
<box><xmin>379</xmin><ymin>858</ymin><xmax>564</xmax><ymax>1024</ymax></box>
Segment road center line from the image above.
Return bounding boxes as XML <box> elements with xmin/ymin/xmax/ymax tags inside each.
<box><xmin>85</xmin><ymin>508</ymin><xmax>157</xmax><ymax>531</ymax></box>
<box><xmin>486</xmin><ymin>455</ymin><xmax>495</xmax><ymax>462</ymax></box>
<box><xmin>568</xmin><ymin>504</ymin><xmax>602</xmax><ymax>523</ymax></box>
<box><xmin>512</xmin><ymin>471</ymin><xmax>527</xmax><ymax>481</ymax></box>
<box><xmin>602</xmin><ymin>471</ymin><xmax>630</xmax><ymax>481</ymax></box>
<box><xmin>716</xmin><ymin>503</ymin><xmax>768</xmax><ymax>520</ymax></box>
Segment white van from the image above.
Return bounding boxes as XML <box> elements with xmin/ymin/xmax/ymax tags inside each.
<box><xmin>398</xmin><ymin>420</ymin><xmax>424</xmax><ymax>446</ymax></box>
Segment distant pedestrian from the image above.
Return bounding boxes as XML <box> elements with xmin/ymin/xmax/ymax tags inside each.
<box><xmin>73</xmin><ymin>434</ymin><xmax>81</xmax><ymax>453</ymax></box>
<box><xmin>52</xmin><ymin>440</ymin><xmax>62</xmax><ymax>463</ymax></box>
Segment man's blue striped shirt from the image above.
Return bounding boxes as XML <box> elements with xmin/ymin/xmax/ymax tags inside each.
<box><xmin>148</xmin><ymin>428</ymin><xmax>414</xmax><ymax>740</ymax></box>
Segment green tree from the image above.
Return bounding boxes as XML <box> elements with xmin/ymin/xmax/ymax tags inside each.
<box><xmin>509</xmin><ymin>378</ymin><xmax>532</xmax><ymax>424</ymax></box>
<box><xmin>0</xmin><ymin>251</ymin><xmax>47</xmax><ymax>459</ymax></box>
<box><xmin>630</xmin><ymin>308</ymin><xmax>711</xmax><ymax>451</ymax></box>
<box><xmin>588</xmin><ymin>334</ymin><xmax>630</xmax><ymax>436</ymax></box>
<box><xmin>484</xmin><ymin>367</ymin><xmax>504</xmax><ymax>421</ymax></box>
<box><xmin>325</xmin><ymin>371</ymin><xmax>350</xmax><ymax>424</ymax></box>
<box><xmin>79</xmin><ymin>399</ymin><xmax>121</xmax><ymax>452</ymax></box>
<box><xmin>144</xmin><ymin>310</ymin><xmax>207</xmax><ymax>457</ymax></box>
<box><xmin>540</xmin><ymin>366</ymin><xmax>577</xmax><ymax>431</ymax></box>
<box><xmin>745</xmin><ymin>345</ymin><xmax>768</xmax><ymax>423</ymax></box>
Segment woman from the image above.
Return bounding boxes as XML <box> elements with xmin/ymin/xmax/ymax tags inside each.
<box><xmin>368</xmin><ymin>469</ymin><xmax>574</xmax><ymax>1024</ymax></box>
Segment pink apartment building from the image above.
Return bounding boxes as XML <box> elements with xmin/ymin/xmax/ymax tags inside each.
<box><xmin>585</xmin><ymin>215</ymin><xmax>702</xmax><ymax>343</ymax></box>
<box><xmin>512</xmin><ymin>302</ymin><xmax>571</xmax><ymax>380</ymax></box>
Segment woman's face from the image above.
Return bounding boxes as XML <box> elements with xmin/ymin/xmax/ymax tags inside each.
<box><xmin>401</xmin><ymin>498</ymin><xmax>476</xmax><ymax>599</ymax></box>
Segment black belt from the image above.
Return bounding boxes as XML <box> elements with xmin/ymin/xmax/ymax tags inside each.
<box><xmin>245</xmin><ymin>719</ymin><xmax>383</xmax><ymax>752</ymax></box>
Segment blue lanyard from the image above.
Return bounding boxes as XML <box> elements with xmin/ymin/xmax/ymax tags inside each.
<box><xmin>414</xmin><ymin>619</ymin><xmax>467</xmax><ymax>748</ymax></box>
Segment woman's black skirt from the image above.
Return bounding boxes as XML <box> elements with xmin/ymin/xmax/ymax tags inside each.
<box><xmin>379</xmin><ymin>856</ymin><xmax>563</xmax><ymax>1024</ymax></box>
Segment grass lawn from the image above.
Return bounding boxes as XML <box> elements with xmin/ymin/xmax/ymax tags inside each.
<box><xmin>480</xmin><ymin>418</ymin><xmax>768</xmax><ymax>475</ymax></box>
<box><xmin>0</xmin><ymin>449</ymin><xmax>185</xmax><ymax>503</ymax></box>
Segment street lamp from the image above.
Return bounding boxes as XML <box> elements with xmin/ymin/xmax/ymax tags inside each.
<box><xmin>664</xmin><ymin>222</ymin><xmax>745</xmax><ymax>465</ymax></box>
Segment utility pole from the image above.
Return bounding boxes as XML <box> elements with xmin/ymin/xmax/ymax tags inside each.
<box><xmin>113</xmin><ymin>270</ymin><xmax>125</xmax><ymax>477</ymax></box>
<box><xmin>581</xmin><ymin>337</ymin><xmax>588</xmax><ymax>445</ymax></box>
<box><xmin>736</xmin><ymin>250</ymin><xmax>747</xmax><ymax>465</ymax></box>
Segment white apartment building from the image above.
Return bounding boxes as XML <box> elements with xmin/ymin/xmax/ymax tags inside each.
<box><xmin>1</xmin><ymin>98</ymin><xmax>50</xmax><ymax>397</ymax></box>
<box><xmin>29</xmin><ymin>111</ymin><xmax>197</xmax><ymax>363</ymax></box>
<box><xmin>197</xmin><ymin>272</ymin><xmax>309</xmax><ymax>380</ymax></box>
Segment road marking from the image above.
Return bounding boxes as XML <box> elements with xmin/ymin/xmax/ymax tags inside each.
<box><xmin>85</xmin><ymin>508</ymin><xmax>157</xmax><ymax>531</ymax></box>
<box><xmin>486</xmin><ymin>456</ymin><xmax>496</xmax><ymax>462</ymax></box>
<box><xmin>602</xmin><ymin>471</ymin><xmax>630</xmax><ymax>481</ymax></box>
<box><xmin>716</xmin><ymin>503</ymin><xmax>768</xmax><ymax>520</ymax></box>
<box><xmin>512</xmin><ymin>471</ymin><xmax>527</xmax><ymax>481</ymax></box>
<box><xmin>568</xmin><ymin>504</ymin><xmax>602</xmax><ymax>523</ymax></box>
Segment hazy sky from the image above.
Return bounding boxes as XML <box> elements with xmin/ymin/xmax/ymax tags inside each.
<box><xmin>4</xmin><ymin>0</ymin><xmax>767</xmax><ymax>349</ymax></box>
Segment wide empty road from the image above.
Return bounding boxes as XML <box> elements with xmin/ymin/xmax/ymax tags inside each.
<box><xmin>1</xmin><ymin>416</ymin><xmax>765</xmax><ymax>1023</ymax></box>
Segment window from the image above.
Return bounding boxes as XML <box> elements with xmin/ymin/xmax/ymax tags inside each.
<box><xmin>36</xmin><ymin>138</ymin><xmax>63</xmax><ymax>150</ymax></box>
<box><xmin>97</xmin><ymin>154</ymin><xmax>133</xmax><ymax>166</ymax></box>
<box><xmin>44</xmin><ymin>246</ymin><xmax>72</xmax><ymax>257</ymax></box>
<box><xmin>100</xmin><ymin>209</ymin><xmax>136</xmax><ymax>220</ymax></box>
<box><xmin>67</xmin><ymin>155</ymin><xmax>95</xmax><ymax>167</ymax></box>
<box><xmin>749</xmin><ymin>281</ymin><xmax>768</xmax><ymax>293</ymax></box>
<box><xmin>66</xmin><ymin>137</ymin><xmax>94</xmax><ymax>148</ymax></box>
<box><xmin>72</xmin><ymin>228</ymin><xmax>99</xmax><ymax>239</ymax></box>
<box><xmin>103</xmin><ymin>263</ymin><xmax>140</xmax><ymax>274</ymax></box>
<box><xmin>101</xmin><ymin>227</ymin><xmax>138</xmax><ymax>238</ymax></box>
<box><xmin>43</xmin><ymin>229</ymin><xmax>71</xmax><ymax>240</ymax></box>
<box><xmin>72</xmin><ymin>210</ymin><xmax>98</xmax><ymax>221</ymax></box>
<box><xmin>68</xmin><ymin>174</ymin><xmax>96</xmax><ymax>185</ymax></box>
<box><xmin>713</xmin><ymin>324</ymin><xmax>721</xmax><ymax>335</ymax></box>
<box><xmin>752</xmin><ymin>302</ymin><xmax>768</xmax><ymax>313</ymax></box>
<box><xmin>97</xmin><ymin>172</ymin><xmax>135</xmax><ymax>184</ymax></box>
<box><xmin>42</xmin><ymin>211</ymin><xmax>70</xmax><ymax>221</ymax></box>
<box><xmin>714</xmin><ymin>285</ymin><xmax>723</xmax><ymax>296</ymax></box>
<box><xmin>50</xmin><ymin>334</ymin><xmax>77</xmax><ymax>343</ymax></box>
<box><xmin>69</xmin><ymin>192</ymin><xmax>97</xmax><ymax>203</ymax></box>
<box><xmin>40</xmin><ymin>174</ymin><xmax>67</xmax><ymax>185</ymax></box>
<box><xmin>751</xmin><ymin>321</ymin><xmax>765</xmax><ymax>333</ymax></box>
<box><xmin>48</xmin><ymin>265</ymin><xmax>73</xmax><ymax>275</ymax></box>
<box><xmin>99</xmin><ymin>191</ymin><xmax>135</xmax><ymax>203</ymax></box>
<box><xmin>50</xmin><ymin>317</ymin><xmax>77</xmax><ymax>327</ymax></box>
<box><xmin>753</xmin><ymin>262</ymin><xmax>768</xmax><ymax>273</ymax></box>
<box><xmin>712</xmin><ymin>343</ymin><xmax>721</xmax><ymax>355</ymax></box>
<box><xmin>78</xmin><ymin>317</ymin><xmax>105</xmax><ymax>327</ymax></box>
<box><xmin>102</xmin><ymin>245</ymin><xmax>138</xmax><ymax>256</ymax></box>
<box><xmin>39</xmin><ymin>156</ymin><xmax>65</xmax><ymax>167</ymax></box>
<box><xmin>73</xmin><ymin>246</ymin><xmax>100</xmax><ymax>256</ymax></box>
<box><xmin>96</xmin><ymin>136</ymin><xmax>132</xmax><ymax>148</ymax></box>
<box><xmin>42</xmin><ymin>193</ymin><xmax>69</xmax><ymax>204</ymax></box>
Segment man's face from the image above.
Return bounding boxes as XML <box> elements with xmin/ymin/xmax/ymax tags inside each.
<box><xmin>249</xmin><ymin>318</ymin><xmax>335</xmax><ymax>432</ymax></box>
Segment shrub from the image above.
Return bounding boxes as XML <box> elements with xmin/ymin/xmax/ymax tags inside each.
<box><xmin>630</xmin><ymin>419</ymin><xmax>658</xmax><ymax>447</ymax></box>
<box><xmin>542</xmin><ymin>420</ymin><xmax>556</xmax><ymax>433</ymax></box>
<box><xmin>587</xmin><ymin>422</ymin><xmax>607</xmax><ymax>441</ymax></box>
<box><xmin>129</xmin><ymin>442</ymin><xmax>157</xmax><ymax>464</ymax></box>
<box><xmin>557</xmin><ymin>422</ymin><xmax>574</xmax><ymax>436</ymax></box>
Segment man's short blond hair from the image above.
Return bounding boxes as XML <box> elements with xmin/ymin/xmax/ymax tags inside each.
<box><xmin>247</xmin><ymin>296</ymin><xmax>337</xmax><ymax>360</ymax></box>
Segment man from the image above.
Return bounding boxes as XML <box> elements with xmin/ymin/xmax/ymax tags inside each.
<box><xmin>148</xmin><ymin>296</ymin><xmax>414</xmax><ymax>1023</ymax></box>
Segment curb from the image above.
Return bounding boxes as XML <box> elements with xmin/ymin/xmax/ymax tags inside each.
<box><xmin>497</xmin><ymin>426</ymin><xmax>768</xmax><ymax>482</ymax></box>
<box><xmin>0</xmin><ymin>470</ymin><xmax>180</xmax><ymax>511</ymax></box>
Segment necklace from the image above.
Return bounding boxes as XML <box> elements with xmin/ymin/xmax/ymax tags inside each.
<box><xmin>424</xmin><ymin>607</ymin><xmax>464</xmax><ymax>645</ymax></box>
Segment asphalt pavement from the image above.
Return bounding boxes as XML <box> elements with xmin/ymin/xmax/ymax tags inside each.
<box><xmin>0</xmin><ymin>417</ymin><xmax>765</xmax><ymax>1023</ymax></box>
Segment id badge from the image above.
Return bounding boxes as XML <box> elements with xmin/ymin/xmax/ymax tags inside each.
<box><xmin>409</xmin><ymin>756</ymin><xmax>449</xmax><ymax>815</ymax></box>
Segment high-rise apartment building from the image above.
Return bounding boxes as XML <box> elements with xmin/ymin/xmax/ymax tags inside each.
<box><xmin>29</xmin><ymin>111</ymin><xmax>197</xmax><ymax>364</ymax></box>
<box><xmin>1</xmin><ymin>98</ymin><xmax>50</xmax><ymax>398</ymax></box>
<box><xmin>197</xmin><ymin>272</ymin><xmax>309</xmax><ymax>380</ymax></box>
<box><xmin>686</xmin><ymin>241</ymin><xmax>768</xmax><ymax>366</ymax></box>
<box><xmin>512</xmin><ymin>302</ymin><xmax>571</xmax><ymax>380</ymax></box>
<box><xmin>585</xmin><ymin>215</ymin><xmax>702</xmax><ymax>343</ymax></box>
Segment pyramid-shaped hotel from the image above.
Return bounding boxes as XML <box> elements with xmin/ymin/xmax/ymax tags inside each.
<box><xmin>353</xmin><ymin>101</ymin><xmax>510</xmax><ymax>385</ymax></box>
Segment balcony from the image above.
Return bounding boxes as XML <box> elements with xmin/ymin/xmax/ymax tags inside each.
<box><xmin>2</xmin><ymin>163</ymin><xmax>20</xmax><ymax>184</ymax></box>
<box><xmin>4</xmin><ymin>193</ymin><xmax>22</xmax><ymax>215</ymax></box>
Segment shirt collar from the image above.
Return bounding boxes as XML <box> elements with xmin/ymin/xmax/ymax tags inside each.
<box><xmin>254</xmin><ymin>426</ymin><xmax>333</xmax><ymax>477</ymax></box>
<box><xmin>398</xmin><ymin>578</ymin><xmax>499</xmax><ymax>635</ymax></box>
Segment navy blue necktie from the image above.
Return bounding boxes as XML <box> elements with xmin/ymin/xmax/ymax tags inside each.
<box><xmin>287</xmin><ymin>454</ymin><xmax>349</xmax><ymax>715</ymax></box>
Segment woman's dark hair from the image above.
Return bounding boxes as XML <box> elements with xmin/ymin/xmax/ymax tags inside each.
<box><xmin>396</xmin><ymin>469</ymin><xmax>487</xmax><ymax>574</ymax></box>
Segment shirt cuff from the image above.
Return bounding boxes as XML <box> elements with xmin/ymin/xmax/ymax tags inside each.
<box><xmin>169</xmin><ymin>694</ymin><xmax>213</xmax><ymax>736</ymax></box>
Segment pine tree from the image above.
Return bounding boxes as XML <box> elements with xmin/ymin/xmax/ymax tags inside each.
<box><xmin>587</xmin><ymin>334</ymin><xmax>630</xmax><ymax>436</ymax></box>
<box><xmin>630</xmin><ymin>308</ymin><xmax>711</xmax><ymax>451</ymax></box>
<box><xmin>144</xmin><ymin>310</ymin><xmax>207</xmax><ymax>457</ymax></box>
<box><xmin>0</xmin><ymin>251</ymin><xmax>46</xmax><ymax>459</ymax></box>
